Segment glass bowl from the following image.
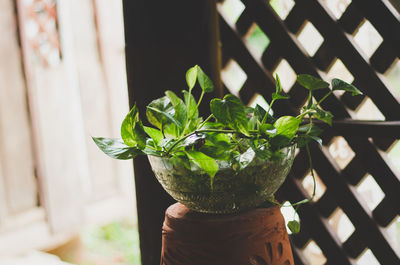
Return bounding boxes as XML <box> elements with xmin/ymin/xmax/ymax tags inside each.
<box><xmin>147</xmin><ymin>145</ymin><xmax>295</xmax><ymax>213</ymax></box>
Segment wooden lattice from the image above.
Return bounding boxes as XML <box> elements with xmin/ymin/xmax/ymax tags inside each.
<box><xmin>21</xmin><ymin>0</ymin><xmax>61</xmax><ymax>66</ymax></box>
<box><xmin>218</xmin><ymin>0</ymin><xmax>400</xmax><ymax>264</ymax></box>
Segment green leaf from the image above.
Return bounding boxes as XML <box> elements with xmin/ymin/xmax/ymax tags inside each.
<box><xmin>186</xmin><ymin>65</ymin><xmax>198</xmax><ymax>90</ymax></box>
<box><xmin>210</xmin><ymin>94</ymin><xmax>249</xmax><ymax>135</ymax></box>
<box><xmin>331</xmin><ymin>78</ymin><xmax>362</xmax><ymax>96</ymax></box>
<box><xmin>187</xmin><ymin>117</ymin><xmax>203</xmax><ymax>132</ymax></box>
<box><xmin>92</xmin><ymin>137</ymin><xmax>143</xmax><ymax>160</ymax></box>
<box><xmin>233</xmin><ymin>137</ymin><xmax>252</xmax><ymax>153</ymax></box>
<box><xmin>183</xmin><ymin>90</ymin><xmax>199</xmax><ymax>119</ymax></box>
<box><xmin>296</xmin><ymin>135</ymin><xmax>322</xmax><ymax>148</ymax></box>
<box><xmin>147</xmin><ymin>106</ymin><xmax>181</xmax><ymax>127</ymax></box>
<box><xmin>121</xmin><ymin>105</ymin><xmax>147</xmax><ymax>149</ymax></box>
<box><xmin>272</xmin><ymin>92</ymin><xmax>290</xmax><ymax>100</ymax></box>
<box><xmin>197</xmin><ymin>66</ymin><xmax>214</xmax><ymax>93</ymax></box>
<box><xmin>202</xmin><ymin>121</ymin><xmax>225</xmax><ymax>130</ymax></box>
<box><xmin>181</xmin><ymin>134</ymin><xmax>206</xmax><ymax>150</ymax></box>
<box><xmin>297</xmin><ymin>74</ymin><xmax>329</xmax><ymax>91</ymax></box>
<box><xmin>165</xmin><ymin>90</ymin><xmax>183</xmax><ymax>106</ymax></box>
<box><xmin>160</xmin><ymin>138</ymin><xmax>175</xmax><ymax>150</ymax></box>
<box><xmin>272</xmin><ymin>74</ymin><xmax>290</xmax><ymax>100</ymax></box>
<box><xmin>244</xmin><ymin>106</ymin><xmax>255</xmax><ymax>114</ymax></box>
<box><xmin>200</xmin><ymin>133</ymin><xmax>233</xmax><ymax>160</ymax></box>
<box><xmin>165</xmin><ymin>90</ymin><xmax>187</xmax><ymax>125</ymax></box>
<box><xmin>287</xmin><ymin>220</ymin><xmax>301</xmax><ymax>234</ymax></box>
<box><xmin>163</xmin><ymin>123</ymin><xmax>181</xmax><ymax>139</ymax></box>
<box><xmin>141</xmin><ymin>147</ymin><xmax>164</xmax><ymax>156</ymax></box>
<box><xmin>169</xmin><ymin>152</ymin><xmax>192</xmax><ymax>172</ymax></box>
<box><xmin>248</xmin><ymin>116</ymin><xmax>258</xmax><ymax>130</ymax></box>
<box><xmin>145</xmin><ymin>96</ymin><xmax>173</xmax><ymax>129</ymax></box>
<box><xmin>254</xmin><ymin>104</ymin><xmax>266</xmax><ymax>121</ymax></box>
<box><xmin>274</xmin><ymin>116</ymin><xmax>301</xmax><ymax>140</ymax></box>
<box><xmin>251</xmin><ymin>140</ymin><xmax>273</xmax><ymax>160</ymax></box>
<box><xmin>259</xmin><ymin>123</ymin><xmax>276</xmax><ymax>136</ymax></box>
<box><xmin>275</xmin><ymin>73</ymin><xmax>282</xmax><ymax>94</ymax></box>
<box><xmin>311</xmin><ymin>105</ymin><xmax>333</xmax><ymax>126</ymax></box>
<box><xmin>143</xmin><ymin>126</ymin><xmax>163</xmax><ymax>146</ymax></box>
<box><xmin>254</xmin><ymin>104</ymin><xmax>275</xmax><ymax>124</ymax></box>
<box><xmin>297</xmin><ymin>124</ymin><xmax>323</xmax><ymax>137</ymax></box>
<box><xmin>270</xmin><ymin>135</ymin><xmax>292</xmax><ymax>149</ymax></box>
<box><xmin>185</xmin><ymin>150</ymin><xmax>219</xmax><ymax>181</ymax></box>
<box><xmin>146</xmin><ymin>96</ymin><xmax>182</xmax><ymax>130</ymax></box>
<box><xmin>310</xmin><ymin>135</ymin><xmax>323</xmax><ymax>146</ymax></box>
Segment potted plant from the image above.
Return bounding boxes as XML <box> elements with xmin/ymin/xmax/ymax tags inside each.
<box><xmin>93</xmin><ymin>65</ymin><xmax>361</xmax><ymax>233</ymax></box>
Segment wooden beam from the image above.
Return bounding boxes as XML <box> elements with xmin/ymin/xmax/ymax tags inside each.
<box><xmin>122</xmin><ymin>1</ymin><xmax>221</xmax><ymax>264</ymax></box>
<box><xmin>315</xmin><ymin>120</ymin><xmax>400</xmax><ymax>137</ymax></box>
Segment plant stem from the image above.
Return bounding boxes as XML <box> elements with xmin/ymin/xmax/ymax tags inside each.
<box><xmin>296</xmin><ymin>109</ymin><xmax>313</xmax><ymax>119</ymax></box>
<box><xmin>317</xmin><ymin>90</ymin><xmax>333</xmax><ymax>106</ymax></box>
<box><xmin>261</xmin><ymin>99</ymin><xmax>275</xmax><ymax>125</ymax></box>
<box><xmin>186</xmin><ymin>88</ymin><xmax>193</xmax><ymax>118</ymax></box>
<box><xmin>266</xmin><ymin>99</ymin><xmax>275</xmax><ymax>117</ymax></box>
<box><xmin>306</xmin><ymin>90</ymin><xmax>313</xmax><ymax>108</ymax></box>
<box><xmin>197</xmin><ymin>114</ymin><xmax>214</xmax><ymax>130</ymax></box>
<box><xmin>180</xmin><ymin>87</ymin><xmax>194</xmax><ymax>137</ymax></box>
<box><xmin>288</xmin><ymin>144</ymin><xmax>316</xmax><ymax>207</ymax></box>
<box><xmin>306</xmin><ymin>144</ymin><xmax>316</xmax><ymax>202</ymax></box>
<box><xmin>196</xmin><ymin>90</ymin><xmax>205</xmax><ymax>109</ymax></box>
<box><xmin>198</xmin><ymin>129</ymin><xmax>238</xmax><ymax>133</ymax></box>
<box><xmin>165</xmin><ymin>128</ymin><xmax>259</xmax><ymax>155</ymax></box>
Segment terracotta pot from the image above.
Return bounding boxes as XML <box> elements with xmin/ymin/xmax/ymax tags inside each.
<box><xmin>161</xmin><ymin>203</ymin><xmax>294</xmax><ymax>265</ymax></box>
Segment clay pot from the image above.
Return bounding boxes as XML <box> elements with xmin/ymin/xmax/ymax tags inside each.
<box><xmin>161</xmin><ymin>203</ymin><xmax>294</xmax><ymax>265</ymax></box>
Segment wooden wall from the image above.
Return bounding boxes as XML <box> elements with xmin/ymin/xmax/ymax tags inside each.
<box><xmin>0</xmin><ymin>0</ymin><xmax>135</xmax><ymax>256</ymax></box>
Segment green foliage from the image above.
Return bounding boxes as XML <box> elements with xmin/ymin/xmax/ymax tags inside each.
<box><xmin>311</xmin><ymin>104</ymin><xmax>333</xmax><ymax>125</ymax></box>
<box><xmin>186</xmin><ymin>65</ymin><xmax>214</xmax><ymax>93</ymax></box>
<box><xmin>186</xmin><ymin>65</ymin><xmax>198</xmax><ymax>90</ymax></box>
<box><xmin>144</xmin><ymin>126</ymin><xmax>163</xmax><ymax>146</ymax></box>
<box><xmin>274</xmin><ymin>116</ymin><xmax>301</xmax><ymax>140</ymax></box>
<box><xmin>332</xmin><ymin>78</ymin><xmax>362</xmax><ymax>95</ymax></box>
<box><xmin>94</xmin><ymin>66</ymin><xmax>360</xmax><ymax>178</ymax></box>
<box><xmin>297</xmin><ymin>74</ymin><xmax>330</xmax><ymax>91</ymax></box>
<box><xmin>93</xmin><ymin>66</ymin><xmax>361</xmax><ymax>232</ymax></box>
<box><xmin>92</xmin><ymin>137</ymin><xmax>143</xmax><ymax>160</ymax></box>
<box><xmin>185</xmin><ymin>150</ymin><xmax>219</xmax><ymax>186</ymax></box>
<box><xmin>288</xmin><ymin>220</ymin><xmax>301</xmax><ymax>234</ymax></box>
<box><xmin>296</xmin><ymin>124</ymin><xmax>323</xmax><ymax>148</ymax></box>
<box><xmin>121</xmin><ymin>104</ymin><xmax>147</xmax><ymax>149</ymax></box>
<box><xmin>272</xmin><ymin>74</ymin><xmax>289</xmax><ymax>100</ymax></box>
<box><xmin>183</xmin><ymin>90</ymin><xmax>198</xmax><ymax>120</ymax></box>
<box><xmin>146</xmin><ymin>96</ymin><xmax>181</xmax><ymax>130</ymax></box>
<box><xmin>200</xmin><ymin>132</ymin><xmax>232</xmax><ymax>160</ymax></box>
<box><xmin>165</xmin><ymin>90</ymin><xmax>187</xmax><ymax>126</ymax></box>
<box><xmin>197</xmin><ymin>66</ymin><xmax>214</xmax><ymax>93</ymax></box>
<box><xmin>210</xmin><ymin>94</ymin><xmax>249</xmax><ymax>136</ymax></box>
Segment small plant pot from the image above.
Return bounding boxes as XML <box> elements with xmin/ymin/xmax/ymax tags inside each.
<box><xmin>161</xmin><ymin>203</ymin><xmax>294</xmax><ymax>265</ymax></box>
<box><xmin>148</xmin><ymin>145</ymin><xmax>295</xmax><ymax>213</ymax></box>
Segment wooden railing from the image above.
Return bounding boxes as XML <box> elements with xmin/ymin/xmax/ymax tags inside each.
<box><xmin>124</xmin><ymin>0</ymin><xmax>400</xmax><ymax>264</ymax></box>
<box><xmin>218</xmin><ymin>0</ymin><xmax>400</xmax><ymax>264</ymax></box>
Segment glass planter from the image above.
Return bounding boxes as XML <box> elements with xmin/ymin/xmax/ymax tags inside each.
<box><xmin>148</xmin><ymin>145</ymin><xmax>295</xmax><ymax>213</ymax></box>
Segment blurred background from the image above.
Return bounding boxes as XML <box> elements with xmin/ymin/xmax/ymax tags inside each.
<box><xmin>0</xmin><ymin>0</ymin><xmax>140</xmax><ymax>264</ymax></box>
<box><xmin>0</xmin><ymin>0</ymin><xmax>399</xmax><ymax>265</ymax></box>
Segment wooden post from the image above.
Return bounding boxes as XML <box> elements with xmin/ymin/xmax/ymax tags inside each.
<box><xmin>122</xmin><ymin>1</ymin><xmax>221</xmax><ymax>264</ymax></box>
